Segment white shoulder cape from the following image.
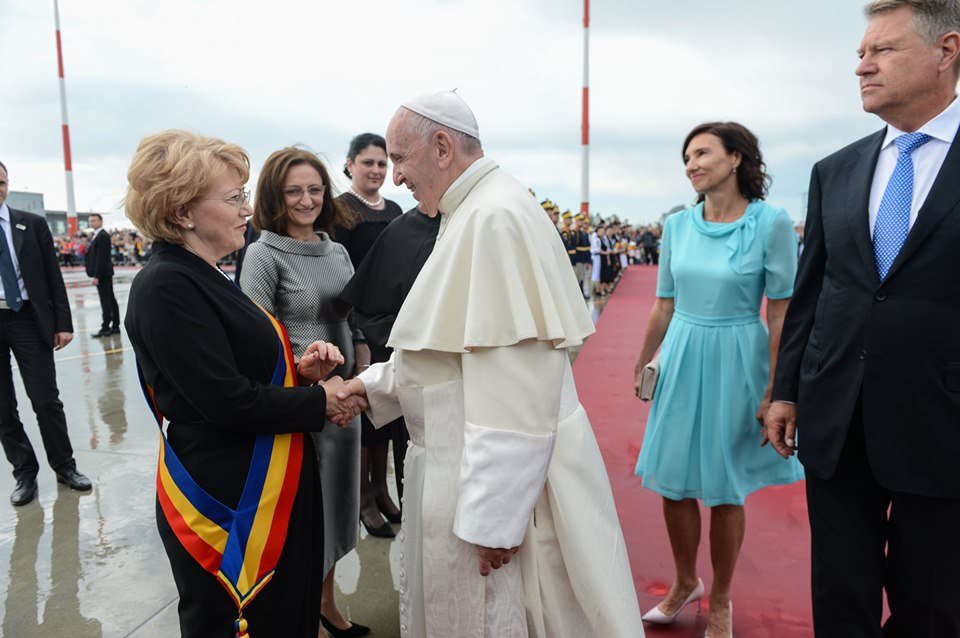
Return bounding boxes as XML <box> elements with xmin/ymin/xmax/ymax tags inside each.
<box><xmin>388</xmin><ymin>158</ymin><xmax>595</xmax><ymax>353</ymax></box>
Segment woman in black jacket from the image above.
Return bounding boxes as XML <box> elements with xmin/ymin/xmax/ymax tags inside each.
<box><xmin>123</xmin><ymin>130</ymin><xmax>363</xmax><ymax>638</ymax></box>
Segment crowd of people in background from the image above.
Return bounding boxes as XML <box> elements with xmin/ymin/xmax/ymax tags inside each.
<box><xmin>53</xmin><ymin>199</ymin><xmax>665</xmax><ymax>280</ymax></box>
<box><xmin>53</xmin><ymin>229</ymin><xmax>153</xmax><ymax>267</ymax></box>
<box><xmin>537</xmin><ymin>197</ymin><xmax>662</xmax><ymax>298</ymax></box>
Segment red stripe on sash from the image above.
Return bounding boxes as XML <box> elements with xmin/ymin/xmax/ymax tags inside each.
<box><xmin>257</xmin><ymin>432</ymin><xmax>304</xmax><ymax>581</ymax></box>
<box><xmin>156</xmin><ymin>468</ymin><xmax>223</xmax><ymax>573</ymax></box>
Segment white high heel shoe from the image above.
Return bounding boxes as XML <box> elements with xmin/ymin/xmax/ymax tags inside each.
<box><xmin>704</xmin><ymin>601</ymin><xmax>733</xmax><ymax>638</ymax></box>
<box><xmin>641</xmin><ymin>578</ymin><xmax>705</xmax><ymax>624</ymax></box>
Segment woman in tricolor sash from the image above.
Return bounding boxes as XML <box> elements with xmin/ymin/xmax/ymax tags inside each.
<box><xmin>124</xmin><ymin>130</ymin><xmax>365</xmax><ymax>637</ymax></box>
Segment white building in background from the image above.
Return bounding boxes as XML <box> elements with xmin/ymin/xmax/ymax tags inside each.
<box><xmin>7</xmin><ymin>190</ymin><xmax>100</xmax><ymax>236</ymax></box>
<box><xmin>6</xmin><ymin>191</ymin><xmax>45</xmax><ymax>215</ymax></box>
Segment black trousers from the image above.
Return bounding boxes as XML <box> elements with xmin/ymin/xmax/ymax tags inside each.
<box><xmin>805</xmin><ymin>400</ymin><xmax>960</xmax><ymax>638</ymax></box>
<box><xmin>96</xmin><ymin>276</ymin><xmax>120</xmax><ymax>331</ymax></box>
<box><xmin>0</xmin><ymin>305</ymin><xmax>76</xmax><ymax>480</ymax></box>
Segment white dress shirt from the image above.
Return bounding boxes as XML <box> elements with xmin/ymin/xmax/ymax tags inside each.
<box><xmin>869</xmin><ymin>95</ymin><xmax>960</xmax><ymax>236</ymax></box>
<box><xmin>0</xmin><ymin>203</ymin><xmax>29</xmax><ymax>302</ymax></box>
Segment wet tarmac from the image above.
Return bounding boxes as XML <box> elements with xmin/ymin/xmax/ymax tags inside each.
<box><xmin>0</xmin><ymin>268</ymin><xmax>609</xmax><ymax>638</ymax></box>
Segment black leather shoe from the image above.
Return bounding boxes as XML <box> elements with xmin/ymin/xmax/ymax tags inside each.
<box><xmin>109</xmin><ymin>326</ymin><xmax>121</xmax><ymax>335</ymax></box>
<box><xmin>56</xmin><ymin>469</ymin><xmax>92</xmax><ymax>491</ymax></box>
<box><xmin>91</xmin><ymin>329</ymin><xmax>111</xmax><ymax>338</ymax></box>
<box><xmin>11</xmin><ymin>477</ymin><xmax>38</xmax><ymax>506</ymax></box>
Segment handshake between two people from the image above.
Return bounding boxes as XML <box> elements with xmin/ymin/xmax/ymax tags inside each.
<box><xmin>295</xmin><ymin>340</ymin><xmax>371</xmax><ymax>428</ymax></box>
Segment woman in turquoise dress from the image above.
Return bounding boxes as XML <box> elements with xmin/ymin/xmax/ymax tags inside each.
<box><xmin>633</xmin><ymin>122</ymin><xmax>803</xmax><ymax>638</ymax></box>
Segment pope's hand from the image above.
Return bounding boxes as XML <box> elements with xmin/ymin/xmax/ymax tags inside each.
<box><xmin>476</xmin><ymin>545</ymin><xmax>520</xmax><ymax>577</ymax></box>
<box><xmin>336</xmin><ymin>378</ymin><xmax>367</xmax><ymax>402</ymax></box>
<box><xmin>298</xmin><ymin>341</ymin><xmax>345</xmax><ymax>384</ymax></box>
<box><xmin>763</xmin><ymin>401</ymin><xmax>798</xmax><ymax>459</ymax></box>
<box><xmin>322</xmin><ymin>376</ymin><xmax>367</xmax><ymax>426</ymax></box>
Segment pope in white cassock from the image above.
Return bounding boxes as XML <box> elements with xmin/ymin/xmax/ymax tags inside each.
<box><xmin>341</xmin><ymin>91</ymin><xmax>644</xmax><ymax>638</ymax></box>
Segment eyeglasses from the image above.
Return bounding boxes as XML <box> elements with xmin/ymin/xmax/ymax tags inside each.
<box><xmin>283</xmin><ymin>186</ymin><xmax>326</xmax><ymax>199</ymax></box>
<box><xmin>201</xmin><ymin>189</ymin><xmax>250</xmax><ymax>210</ymax></box>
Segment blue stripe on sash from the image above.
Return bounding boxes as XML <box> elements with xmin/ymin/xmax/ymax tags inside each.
<box><xmin>219</xmin><ymin>434</ymin><xmax>275</xmax><ymax>582</ymax></box>
<box><xmin>271</xmin><ymin>341</ymin><xmax>286</xmax><ymax>386</ymax></box>
<box><xmin>161</xmin><ymin>435</ymin><xmax>233</xmax><ymax>531</ymax></box>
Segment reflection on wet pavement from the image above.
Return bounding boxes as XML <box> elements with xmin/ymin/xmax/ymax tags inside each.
<box><xmin>0</xmin><ymin>269</ymin><xmax>612</xmax><ymax>637</ymax></box>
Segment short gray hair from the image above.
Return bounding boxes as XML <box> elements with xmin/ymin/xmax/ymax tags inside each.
<box><xmin>865</xmin><ymin>0</ymin><xmax>960</xmax><ymax>44</ymax></box>
<box><xmin>404</xmin><ymin>109</ymin><xmax>483</xmax><ymax>155</ymax></box>
<box><xmin>866</xmin><ymin>0</ymin><xmax>960</xmax><ymax>78</ymax></box>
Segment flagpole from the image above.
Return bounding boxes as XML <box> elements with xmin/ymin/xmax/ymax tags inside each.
<box><xmin>53</xmin><ymin>0</ymin><xmax>78</xmax><ymax>236</ymax></box>
<box><xmin>580</xmin><ymin>0</ymin><xmax>590</xmax><ymax>217</ymax></box>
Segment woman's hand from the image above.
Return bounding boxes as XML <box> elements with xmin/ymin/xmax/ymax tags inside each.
<box><xmin>354</xmin><ymin>342</ymin><xmax>372</xmax><ymax>377</ymax></box>
<box><xmin>633</xmin><ymin>363</ymin><xmax>648</xmax><ymax>399</ymax></box>
<box><xmin>297</xmin><ymin>341</ymin><xmax>345</xmax><ymax>385</ymax></box>
<box><xmin>756</xmin><ymin>395</ymin><xmax>772</xmax><ymax>446</ymax></box>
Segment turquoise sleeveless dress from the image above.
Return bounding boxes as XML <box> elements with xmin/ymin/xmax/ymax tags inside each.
<box><xmin>635</xmin><ymin>201</ymin><xmax>804</xmax><ymax>505</ymax></box>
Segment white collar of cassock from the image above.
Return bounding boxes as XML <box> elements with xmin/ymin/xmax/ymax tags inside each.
<box><xmin>438</xmin><ymin>157</ymin><xmax>498</xmax><ymax>217</ymax></box>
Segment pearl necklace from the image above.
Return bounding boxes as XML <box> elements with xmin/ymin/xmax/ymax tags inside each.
<box><xmin>350</xmin><ymin>188</ymin><xmax>384</xmax><ymax>209</ymax></box>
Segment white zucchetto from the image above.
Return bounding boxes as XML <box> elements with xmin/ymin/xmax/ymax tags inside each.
<box><xmin>401</xmin><ymin>90</ymin><xmax>480</xmax><ymax>139</ymax></box>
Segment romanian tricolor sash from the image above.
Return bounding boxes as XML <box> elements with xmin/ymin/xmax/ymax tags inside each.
<box><xmin>138</xmin><ymin>307</ymin><xmax>303</xmax><ymax>638</ymax></box>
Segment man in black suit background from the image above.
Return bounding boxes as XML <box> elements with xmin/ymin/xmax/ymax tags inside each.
<box><xmin>0</xmin><ymin>161</ymin><xmax>91</xmax><ymax>506</ymax></box>
<box><xmin>765</xmin><ymin>1</ymin><xmax>960</xmax><ymax>636</ymax></box>
<box><xmin>84</xmin><ymin>213</ymin><xmax>120</xmax><ymax>337</ymax></box>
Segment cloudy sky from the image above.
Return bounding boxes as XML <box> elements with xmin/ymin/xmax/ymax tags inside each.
<box><xmin>4</xmin><ymin>0</ymin><xmax>887</xmax><ymax>226</ymax></box>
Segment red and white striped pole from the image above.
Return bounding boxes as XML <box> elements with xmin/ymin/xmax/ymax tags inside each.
<box><xmin>580</xmin><ymin>0</ymin><xmax>590</xmax><ymax>217</ymax></box>
<box><xmin>53</xmin><ymin>0</ymin><xmax>78</xmax><ymax>236</ymax></box>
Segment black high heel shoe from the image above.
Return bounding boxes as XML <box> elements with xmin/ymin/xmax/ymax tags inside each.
<box><xmin>378</xmin><ymin>503</ymin><xmax>401</xmax><ymax>524</ymax></box>
<box><xmin>321</xmin><ymin>613</ymin><xmax>371</xmax><ymax>637</ymax></box>
<box><xmin>360</xmin><ymin>514</ymin><xmax>395</xmax><ymax>538</ymax></box>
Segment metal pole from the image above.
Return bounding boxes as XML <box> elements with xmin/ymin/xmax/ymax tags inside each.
<box><xmin>54</xmin><ymin>0</ymin><xmax>78</xmax><ymax>236</ymax></box>
<box><xmin>580</xmin><ymin>0</ymin><xmax>590</xmax><ymax>216</ymax></box>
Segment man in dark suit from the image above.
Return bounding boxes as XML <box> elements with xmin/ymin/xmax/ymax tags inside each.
<box><xmin>765</xmin><ymin>2</ymin><xmax>960</xmax><ymax>636</ymax></box>
<box><xmin>84</xmin><ymin>213</ymin><xmax>120</xmax><ymax>337</ymax></box>
<box><xmin>0</xmin><ymin>160</ymin><xmax>92</xmax><ymax>506</ymax></box>
<box><xmin>640</xmin><ymin>227</ymin><xmax>658</xmax><ymax>265</ymax></box>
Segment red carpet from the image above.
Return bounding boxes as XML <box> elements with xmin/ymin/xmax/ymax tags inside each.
<box><xmin>573</xmin><ymin>267</ymin><xmax>814</xmax><ymax>638</ymax></box>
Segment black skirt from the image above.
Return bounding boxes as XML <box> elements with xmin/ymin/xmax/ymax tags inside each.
<box><xmin>601</xmin><ymin>256</ymin><xmax>616</xmax><ymax>284</ymax></box>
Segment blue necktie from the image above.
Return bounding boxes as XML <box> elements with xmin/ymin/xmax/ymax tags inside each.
<box><xmin>0</xmin><ymin>222</ymin><xmax>23</xmax><ymax>311</ymax></box>
<box><xmin>873</xmin><ymin>132</ymin><xmax>931</xmax><ymax>280</ymax></box>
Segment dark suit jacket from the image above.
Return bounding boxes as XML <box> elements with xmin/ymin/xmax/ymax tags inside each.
<box><xmin>84</xmin><ymin>229</ymin><xmax>113</xmax><ymax>279</ymax></box>
<box><xmin>8</xmin><ymin>208</ymin><xmax>73</xmax><ymax>347</ymax></box>
<box><xmin>773</xmin><ymin>128</ymin><xmax>960</xmax><ymax>498</ymax></box>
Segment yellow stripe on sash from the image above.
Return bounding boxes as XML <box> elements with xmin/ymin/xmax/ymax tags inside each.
<box><xmin>237</xmin><ymin>434</ymin><xmax>292</xmax><ymax>594</ymax></box>
<box><xmin>217</xmin><ymin>569</ymin><xmax>275</xmax><ymax>609</ymax></box>
<box><xmin>158</xmin><ymin>436</ymin><xmax>229</xmax><ymax>555</ymax></box>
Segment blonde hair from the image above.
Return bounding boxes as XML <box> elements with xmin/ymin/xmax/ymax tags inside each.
<box><xmin>124</xmin><ymin>130</ymin><xmax>250</xmax><ymax>243</ymax></box>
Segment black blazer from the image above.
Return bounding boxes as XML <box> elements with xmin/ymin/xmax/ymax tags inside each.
<box><xmin>773</xmin><ymin>128</ymin><xmax>960</xmax><ymax>498</ymax></box>
<box><xmin>8</xmin><ymin>208</ymin><xmax>73</xmax><ymax>346</ymax></box>
<box><xmin>84</xmin><ymin>229</ymin><xmax>114</xmax><ymax>279</ymax></box>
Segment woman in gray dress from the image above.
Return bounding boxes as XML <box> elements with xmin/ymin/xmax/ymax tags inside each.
<box><xmin>240</xmin><ymin>147</ymin><xmax>370</xmax><ymax>638</ymax></box>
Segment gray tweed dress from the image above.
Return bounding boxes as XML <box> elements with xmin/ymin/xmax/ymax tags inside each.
<box><xmin>239</xmin><ymin>230</ymin><xmax>361</xmax><ymax>577</ymax></box>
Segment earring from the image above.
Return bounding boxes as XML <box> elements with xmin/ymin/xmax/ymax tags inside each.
<box><xmin>187</xmin><ymin>223</ymin><xmax>194</xmax><ymax>229</ymax></box>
